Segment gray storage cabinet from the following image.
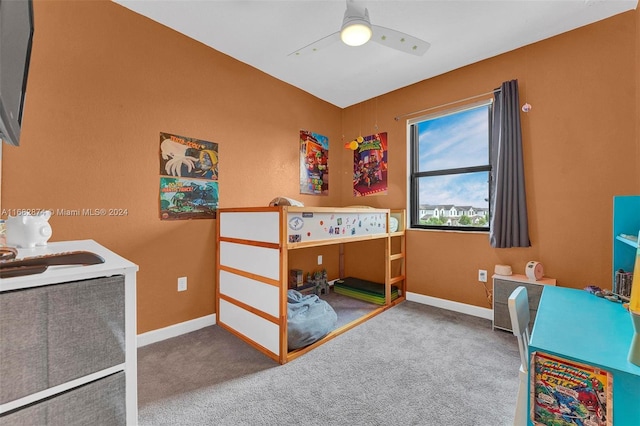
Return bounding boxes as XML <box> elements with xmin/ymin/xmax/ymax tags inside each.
<box><xmin>492</xmin><ymin>273</ymin><xmax>556</xmax><ymax>332</ymax></box>
<box><xmin>0</xmin><ymin>240</ymin><xmax>138</xmax><ymax>425</ymax></box>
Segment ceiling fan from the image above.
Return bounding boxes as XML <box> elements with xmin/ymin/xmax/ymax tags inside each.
<box><xmin>288</xmin><ymin>0</ymin><xmax>430</xmax><ymax>57</ymax></box>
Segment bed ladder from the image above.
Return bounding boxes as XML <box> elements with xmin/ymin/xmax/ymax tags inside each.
<box><xmin>386</xmin><ymin>210</ymin><xmax>406</xmax><ymax>305</ymax></box>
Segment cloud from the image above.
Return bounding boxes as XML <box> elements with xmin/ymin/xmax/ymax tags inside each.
<box><xmin>418</xmin><ymin>106</ymin><xmax>489</xmax><ymax>171</ymax></box>
<box><xmin>418</xmin><ymin>172</ymin><xmax>488</xmax><ymax>207</ymax></box>
<box><xmin>414</xmin><ymin>104</ymin><xmax>491</xmax><ymax>208</ymax></box>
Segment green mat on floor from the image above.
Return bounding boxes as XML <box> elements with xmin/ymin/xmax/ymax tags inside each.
<box><xmin>333</xmin><ymin>277</ymin><xmax>398</xmax><ymax>305</ymax></box>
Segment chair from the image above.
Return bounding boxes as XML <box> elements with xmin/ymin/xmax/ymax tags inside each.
<box><xmin>508</xmin><ymin>286</ymin><xmax>530</xmax><ymax>426</ymax></box>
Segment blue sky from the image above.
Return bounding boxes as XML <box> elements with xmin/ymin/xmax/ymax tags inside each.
<box><xmin>417</xmin><ymin>104</ymin><xmax>490</xmax><ymax>208</ymax></box>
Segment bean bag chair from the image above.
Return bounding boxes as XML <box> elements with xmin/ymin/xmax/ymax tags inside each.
<box><xmin>287</xmin><ymin>289</ymin><xmax>337</xmax><ymax>350</ymax></box>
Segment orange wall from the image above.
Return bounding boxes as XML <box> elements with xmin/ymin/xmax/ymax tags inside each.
<box><xmin>0</xmin><ymin>1</ymin><xmax>341</xmax><ymax>333</ymax></box>
<box><xmin>341</xmin><ymin>10</ymin><xmax>639</xmax><ymax>308</ymax></box>
<box><xmin>1</xmin><ymin>2</ymin><xmax>638</xmax><ymax>333</ymax></box>
<box><xmin>637</xmin><ymin>5</ymin><xmax>640</xmax><ymax>190</ymax></box>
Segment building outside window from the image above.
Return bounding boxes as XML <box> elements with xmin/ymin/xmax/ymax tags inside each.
<box><xmin>408</xmin><ymin>100</ymin><xmax>492</xmax><ymax>231</ymax></box>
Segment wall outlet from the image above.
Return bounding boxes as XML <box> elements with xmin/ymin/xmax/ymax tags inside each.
<box><xmin>178</xmin><ymin>276</ymin><xmax>187</xmax><ymax>292</ymax></box>
<box><xmin>317</xmin><ymin>255</ymin><xmax>322</xmax><ymax>265</ymax></box>
<box><xmin>478</xmin><ymin>270</ymin><xmax>487</xmax><ymax>283</ymax></box>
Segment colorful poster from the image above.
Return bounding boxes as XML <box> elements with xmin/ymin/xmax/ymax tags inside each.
<box><xmin>299</xmin><ymin>130</ymin><xmax>328</xmax><ymax>195</ymax></box>
<box><xmin>353</xmin><ymin>132</ymin><xmax>387</xmax><ymax>197</ymax></box>
<box><xmin>159</xmin><ymin>132</ymin><xmax>219</xmax><ymax>220</ymax></box>
<box><xmin>531</xmin><ymin>351</ymin><xmax>612</xmax><ymax>426</ymax></box>
<box><xmin>159</xmin><ymin>177</ymin><xmax>218</xmax><ymax>220</ymax></box>
<box><xmin>160</xmin><ymin>132</ymin><xmax>218</xmax><ymax>180</ymax></box>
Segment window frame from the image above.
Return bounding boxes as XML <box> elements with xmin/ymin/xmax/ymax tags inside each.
<box><xmin>407</xmin><ymin>99</ymin><xmax>493</xmax><ymax>232</ymax></box>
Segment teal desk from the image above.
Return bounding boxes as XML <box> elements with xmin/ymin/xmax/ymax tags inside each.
<box><xmin>529</xmin><ymin>286</ymin><xmax>640</xmax><ymax>425</ymax></box>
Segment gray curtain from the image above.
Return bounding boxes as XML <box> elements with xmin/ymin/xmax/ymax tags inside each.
<box><xmin>489</xmin><ymin>79</ymin><xmax>530</xmax><ymax>248</ymax></box>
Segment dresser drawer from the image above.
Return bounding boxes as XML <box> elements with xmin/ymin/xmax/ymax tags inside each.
<box><xmin>493</xmin><ymin>301</ymin><xmax>538</xmax><ymax>332</ymax></box>
<box><xmin>0</xmin><ymin>286</ymin><xmax>48</xmax><ymax>404</ymax></box>
<box><xmin>493</xmin><ymin>278</ymin><xmax>543</xmax><ymax>302</ymax></box>
<box><xmin>492</xmin><ymin>274</ymin><xmax>554</xmax><ymax>332</ymax></box>
<box><xmin>0</xmin><ymin>372</ymin><xmax>125</xmax><ymax>426</ymax></box>
<box><xmin>0</xmin><ymin>276</ymin><xmax>125</xmax><ymax>404</ymax></box>
<box><xmin>47</xmin><ymin>276</ymin><xmax>125</xmax><ymax>387</ymax></box>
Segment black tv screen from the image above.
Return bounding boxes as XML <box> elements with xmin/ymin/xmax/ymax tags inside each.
<box><xmin>0</xmin><ymin>0</ymin><xmax>33</xmax><ymax>146</ymax></box>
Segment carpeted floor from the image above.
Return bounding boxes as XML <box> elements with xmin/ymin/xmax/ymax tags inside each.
<box><xmin>321</xmin><ymin>290</ymin><xmax>380</xmax><ymax>327</ymax></box>
<box><xmin>137</xmin><ymin>300</ymin><xmax>520</xmax><ymax>425</ymax></box>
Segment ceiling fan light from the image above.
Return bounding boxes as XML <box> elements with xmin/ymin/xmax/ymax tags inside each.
<box><xmin>340</xmin><ymin>4</ymin><xmax>372</xmax><ymax>47</ymax></box>
<box><xmin>341</xmin><ymin>21</ymin><xmax>372</xmax><ymax>46</ymax></box>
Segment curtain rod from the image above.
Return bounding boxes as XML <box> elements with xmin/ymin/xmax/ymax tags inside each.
<box><xmin>393</xmin><ymin>89</ymin><xmax>499</xmax><ymax>121</ymax></box>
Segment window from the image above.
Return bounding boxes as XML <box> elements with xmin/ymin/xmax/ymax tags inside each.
<box><xmin>408</xmin><ymin>100</ymin><xmax>492</xmax><ymax>231</ymax></box>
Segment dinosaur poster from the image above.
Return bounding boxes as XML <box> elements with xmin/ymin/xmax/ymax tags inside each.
<box><xmin>159</xmin><ymin>132</ymin><xmax>219</xmax><ymax>220</ymax></box>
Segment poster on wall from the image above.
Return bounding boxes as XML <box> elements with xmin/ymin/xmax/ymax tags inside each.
<box><xmin>353</xmin><ymin>132</ymin><xmax>387</xmax><ymax>197</ymax></box>
<box><xmin>299</xmin><ymin>130</ymin><xmax>329</xmax><ymax>195</ymax></box>
<box><xmin>159</xmin><ymin>132</ymin><xmax>219</xmax><ymax>220</ymax></box>
<box><xmin>159</xmin><ymin>177</ymin><xmax>218</xmax><ymax>220</ymax></box>
<box><xmin>530</xmin><ymin>351</ymin><xmax>612</xmax><ymax>426</ymax></box>
<box><xmin>159</xmin><ymin>132</ymin><xmax>218</xmax><ymax>180</ymax></box>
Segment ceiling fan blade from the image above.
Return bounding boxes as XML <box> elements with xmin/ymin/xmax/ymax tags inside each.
<box><xmin>371</xmin><ymin>25</ymin><xmax>430</xmax><ymax>56</ymax></box>
<box><xmin>288</xmin><ymin>32</ymin><xmax>341</xmax><ymax>57</ymax></box>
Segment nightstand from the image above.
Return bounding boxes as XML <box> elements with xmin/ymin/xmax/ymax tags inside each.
<box><xmin>492</xmin><ymin>273</ymin><xmax>556</xmax><ymax>332</ymax></box>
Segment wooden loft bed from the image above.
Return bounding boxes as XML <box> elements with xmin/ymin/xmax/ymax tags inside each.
<box><xmin>216</xmin><ymin>206</ymin><xmax>406</xmax><ymax>364</ymax></box>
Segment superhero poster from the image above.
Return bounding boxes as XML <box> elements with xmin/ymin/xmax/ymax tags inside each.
<box><xmin>159</xmin><ymin>177</ymin><xmax>218</xmax><ymax>220</ymax></box>
<box><xmin>299</xmin><ymin>130</ymin><xmax>328</xmax><ymax>195</ymax></box>
<box><xmin>159</xmin><ymin>132</ymin><xmax>219</xmax><ymax>220</ymax></box>
<box><xmin>531</xmin><ymin>351</ymin><xmax>612</xmax><ymax>426</ymax></box>
<box><xmin>353</xmin><ymin>132</ymin><xmax>387</xmax><ymax>197</ymax></box>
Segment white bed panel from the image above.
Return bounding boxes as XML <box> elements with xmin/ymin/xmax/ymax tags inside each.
<box><xmin>286</xmin><ymin>211</ymin><xmax>387</xmax><ymax>243</ymax></box>
<box><xmin>219</xmin><ymin>299</ymin><xmax>280</xmax><ymax>356</ymax></box>
<box><xmin>219</xmin><ymin>242</ymin><xmax>280</xmax><ymax>280</ymax></box>
<box><xmin>219</xmin><ymin>270</ymin><xmax>279</xmax><ymax>318</ymax></box>
<box><xmin>220</xmin><ymin>241</ymin><xmax>280</xmax><ymax>280</ymax></box>
<box><xmin>219</xmin><ymin>211</ymin><xmax>280</xmax><ymax>243</ymax></box>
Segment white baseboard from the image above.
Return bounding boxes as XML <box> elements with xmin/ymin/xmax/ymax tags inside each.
<box><xmin>406</xmin><ymin>292</ymin><xmax>493</xmax><ymax>320</ymax></box>
<box><xmin>137</xmin><ymin>314</ymin><xmax>217</xmax><ymax>347</ymax></box>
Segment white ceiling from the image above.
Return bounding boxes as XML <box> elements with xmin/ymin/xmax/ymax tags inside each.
<box><xmin>114</xmin><ymin>0</ymin><xmax>638</xmax><ymax>108</ymax></box>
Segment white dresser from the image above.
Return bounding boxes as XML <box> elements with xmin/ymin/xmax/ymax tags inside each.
<box><xmin>0</xmin><ymin>240</ymin><xmax>138</xmax><ymax>425</ymax></box>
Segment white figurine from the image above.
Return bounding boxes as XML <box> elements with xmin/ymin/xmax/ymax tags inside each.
<box><xmin>6</xmin><ymin>211</ymin><xmax>53</xmax><ymax>248</ymax></box>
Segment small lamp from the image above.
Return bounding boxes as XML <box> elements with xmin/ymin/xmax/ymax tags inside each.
<box><xmin>628</xmin><ymin>233</ymin><xmax>640</xmax><ymax>366</ymax></box>
<box><xmin>340</xmin><ymin>4</ymin><xmax>372</xmax><ymax>47</ymax></box>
